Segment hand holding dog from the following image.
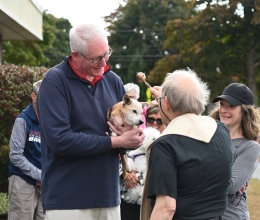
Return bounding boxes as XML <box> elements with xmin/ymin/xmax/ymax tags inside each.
<box><xmin>107</xmin><ymin>112</ymin><xmax>132</xmax><ymax>136</ymax></box>
<box><xmin>108</xmin><ymin>111</ymin><xmax>145</xmax><ymax>149</ymax></box>
<box><xmin>111</xmin><ymin>128</ymin><xmax>145</xmax><ymax>149</ymax></box>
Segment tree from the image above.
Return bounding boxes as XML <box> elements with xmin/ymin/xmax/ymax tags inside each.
<box><xmin>105</xmin><ymin>0</ymin><xmax>193</xmax><ymax>101</ymax></box>
<box><xmin>42</xmin><ymin>14</ymin><xmax>72</xmax><ymax>67</ymax></box>
<box><xmin>149</xmin><ymin>0</ymin><xmax>260</xmax><ymax>104</ymax></box>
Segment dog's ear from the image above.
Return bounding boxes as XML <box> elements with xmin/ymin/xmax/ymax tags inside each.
<box><xmin>123</xmin><ymin>94</ymin><xmax>132</xmax><ymax>106</ymax></box>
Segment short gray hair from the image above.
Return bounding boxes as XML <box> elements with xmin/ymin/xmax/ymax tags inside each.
<box><xmin>161</xmin><ymin>68</ymin><xmax>210</xmax><ymax>115</ymax></box>
<box><xmin>33</xmin><ymin>80</ymin><xmax>42</xmax><ymax>95</ymax></box>
<box><xmin>124</xmin><ymin>83</ymin><xmax>140</xmax><ymax>100</ymax></box>
<box><xmin>69</xmin><ymin>23</ymin><xmax>108</xmax><ymax>55</ymax></box>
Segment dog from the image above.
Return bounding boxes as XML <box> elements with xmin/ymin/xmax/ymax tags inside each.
<box><xmin>123</xmin><ymin>127</ymin><xmax>160</xmax><ymax>205</ymax></box>
<box><xmin>107</xmin><ymin>94</ymin><xmax>144</xmax><ymax>178</ymax></box>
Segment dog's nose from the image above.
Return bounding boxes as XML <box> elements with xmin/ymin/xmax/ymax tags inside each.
<box><xmin>137</xmin><ymin>120</ymin><xmax>144</xmax><ymax>125</ymax></box>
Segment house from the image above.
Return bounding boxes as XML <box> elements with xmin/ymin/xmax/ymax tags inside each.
<box><xmin>0</xmin><ymin>0</ymin><xmax>43</xmax><ymax>63</ymax></box>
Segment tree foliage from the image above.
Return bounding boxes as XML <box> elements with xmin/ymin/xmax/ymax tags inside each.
<box><xmin>149</xmin><ymin>0</ymin><xmax>260</xmax><ymax>104</ymax></box>
<box><xmin>42</xmin><ymin>14</ymin><xmax>72</xmax><ymax>67</ymax></box>
<box><xmin>2</xmin><ymin>11</ymin><xmax>72</xmax><ymax>67</ymax></box>
<box><xmin>105</xmin><ymin>0</ymin><xmax>193</xmax><ymax>101</ymax></box>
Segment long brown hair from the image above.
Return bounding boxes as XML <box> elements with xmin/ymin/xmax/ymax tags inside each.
<box><xmin>209</xmin><ymin>104</ymin><xmax>260</xmax><ymax>142</ymax></box>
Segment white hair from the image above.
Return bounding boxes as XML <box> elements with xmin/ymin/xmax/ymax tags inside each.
<box><xmin>124</xmin><ymin>83</ymin><xmax>140</xmax><ymax>100</ymax></box>
<box><xmin>69</xmin><ymin>23</ymin><xmax>108</xmax><ymax>55</ymax></box>
<box><xmin>33</xmin><ymin>80</ymin><xmax>42</xmax><ymax>95</ymax></box>
<box><xmin>161</xmin><ymin>68</ymin><xmax>210</xmax><ymax>115</ymax></box>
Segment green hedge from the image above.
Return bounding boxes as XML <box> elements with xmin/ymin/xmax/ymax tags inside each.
<box><xmin>0</xmin><ymin>63</ymin><xmax>47</xmax><ymax>193</ymax></box>
<box><xmin>0</xmin><ymin>146</ymin><xmax>9</xmax><ymax>193</ymax></box>
<box><xmin>0</xmin><ymin>63</ymin><xmax>47</xmax><ymax>147</ymax></box>
<box><xmin>0</xmin><ymin>192</ymin><xmax>8</xmax><ymax>216</ymax></box>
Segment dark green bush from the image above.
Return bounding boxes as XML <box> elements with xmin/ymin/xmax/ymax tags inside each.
<box><xmin>0</xmin><ymin>192</ymin><xmax>9</xmax><ymax>216</ymax></box>
<box><xmin>0</xmin><ymin>63</ymin><xmax>47</xmax><ymax>193</ymax></box>
<box><xmin>0</xmin><ymin>146</ymin><xmax>9</xmax><ymax>193</ymax></box>
<box><xmin>0</xmin><ymin>64</ymin><xmax>47</xmax><ymax>147</ymax></box>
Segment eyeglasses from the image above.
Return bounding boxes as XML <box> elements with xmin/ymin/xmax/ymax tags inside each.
<box><xmin>156</xmin><ymin>96</ymin><xmax>163</xmax><ymax>104</ymax></box>
<box><xmin>78</xmin><ymin>47</ymin><xmax>113</xmax><ymax>65</ymax></box>
<box><xmin>156</xmin><ymin>96</ymin><xmax>171</xmax><ymax>122</ymax></box>
<box><xmin>146</xmin><ymin>117</ymin><xmax>163</xmax><ymax>125</ymax></box>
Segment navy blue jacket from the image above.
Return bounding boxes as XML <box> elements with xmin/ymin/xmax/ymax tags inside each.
<box><xmin>37</xmin><ymin>57</ymin><xmax>125</xmax><ymax>211</ymax></box>
<box><xmin>9</xmin><ymin>103</ymin><xmax>42</xmax><ymax>185</ymax></box>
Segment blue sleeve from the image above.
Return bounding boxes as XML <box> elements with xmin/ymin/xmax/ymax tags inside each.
<box><xmin>37</xmin><ymin>72</ymin><xmax>113</xmax><ymax>157</ymax></box>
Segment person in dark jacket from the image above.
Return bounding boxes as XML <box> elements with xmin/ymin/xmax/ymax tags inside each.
<box><xmin>37</xmin><ymin>23</ymin><xmax>145</xmax><ymax>220</ymax></box>
<box><xmin>141</xmin><ymin>69</ymin><xmax>232</xmax><ymax>220</ymax></box>
<box><xmin>8</xmin><ymin>79</ymin><xmax>44</xmax><ymax>220</ymax></box>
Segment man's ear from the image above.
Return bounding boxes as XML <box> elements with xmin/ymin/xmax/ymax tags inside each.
<box><xmin>164</xmin><ymin>96</ymin><xmax>171</xmax><ymax>110</ymax></box>
<box><xmin>71</xmin><ymin>51</ymin><xmax>79</xmax><ymax>60</ymax></box>
<box><xmin>31</xmin><ymin>93</ymin><xmax>37</xmax><ymax>101</ymax></box>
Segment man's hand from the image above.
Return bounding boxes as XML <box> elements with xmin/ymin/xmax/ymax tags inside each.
<box><xmin>150</xmin><ymin>86</ymin><xmax>162</xmax><ymax>100</ymax></box>
<box><xmin>107</xmin><ymin>112</ymin><xmax>132</xmax><ymax>136</ymax></box>
<box><xmin>111</xmin><ymin>128</ymin><xmax>145</xmax><ymax>149</ymax></box>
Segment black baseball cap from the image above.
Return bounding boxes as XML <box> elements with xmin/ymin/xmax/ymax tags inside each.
<box><xmin>213</xmin><ymin>83</ymin><xmax>253</xmax><ymax>106</ymax></box>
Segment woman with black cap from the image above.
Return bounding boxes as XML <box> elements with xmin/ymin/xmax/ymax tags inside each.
<box><xmin>210</xmin><ymin>83</ymin><xmax>260</xmax><ymax>220</ymax></box>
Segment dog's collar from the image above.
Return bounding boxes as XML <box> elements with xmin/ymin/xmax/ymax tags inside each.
<box><xmin>128</xmin><ymin>153</ymin><xmax>145</xmax><ymax>161</ymax></box>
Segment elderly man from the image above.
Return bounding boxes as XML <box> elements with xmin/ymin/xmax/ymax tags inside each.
<box><xmin>37</xmin><ymin>23</ymin><xmax>144</xmax><ymax>220</ymax></box>
<box><xmin>141</xmin><ymin>69</ymin><xmax>232</xmax><ymax>220</ymax></box>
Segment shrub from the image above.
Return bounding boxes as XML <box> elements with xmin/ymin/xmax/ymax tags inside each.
<box><xmin>0</xmin><ymin>64</ymin><xmax>47</xmax><ymax>147</ymax></box>
<box><xmin>0</xmin><ymin>192</ymin><xmax>8</xmax><ymax>215</ymax></box>
<box><xmin>0</xmin><ymin>146</ymin><xmax>9</xmax><ymax>193</ymax></box>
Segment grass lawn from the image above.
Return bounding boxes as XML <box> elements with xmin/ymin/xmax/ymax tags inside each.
<box><xmin>247</xmin><ymin>178</ymin><xmax>260</xmax><ymax>220</ymax></box>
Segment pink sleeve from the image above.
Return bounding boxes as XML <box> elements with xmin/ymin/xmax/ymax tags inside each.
<box><xmin>140</xmin><ymin>106</ymin><xmax>148</xmax><ymax>129</ymax></box>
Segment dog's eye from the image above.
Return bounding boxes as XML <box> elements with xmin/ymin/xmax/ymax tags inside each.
<box><xmin>133</xmin><ymin>110</ymin><xmax>137</xmax><ymax>114</ymax></box>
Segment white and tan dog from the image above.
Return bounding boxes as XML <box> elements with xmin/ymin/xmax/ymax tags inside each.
<box><xmin>123</xmin><ymin>127</ymin><xmax>160</xmax><ymax>205</ymax></box>
<box><xmin>107</xmin><ymin>94</ymin><xmax>144</xmax><ymax>177</ymax></box>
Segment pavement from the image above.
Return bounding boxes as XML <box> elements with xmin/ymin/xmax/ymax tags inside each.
<box><xmin>252</xmin><ymin>162</ymin><xmax>260</xmax><ymax>180</ymax></box>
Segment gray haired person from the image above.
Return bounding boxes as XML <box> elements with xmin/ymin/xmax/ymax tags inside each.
<box><xmin>8</xmin><ymin>79</ymin><xmax>44</xmax><ymax>220</ymax></box>
<box><xmin>37</xmin><ymin>23</ymin><xmax>144</xmax><ymax>220</ymax></box>
<box><xmin>33</xmin><ymin>79</ymin><xmax>42</xmax><ymax>95</ymax></box>
<box><xmin>141</xmin><ymin>69</ymin><xmax>232</xmax><ymax>220</ymax></box>
<box><xmin>124</xmin><ymin>83</ymin><xmax>140</xmax><ymax>100</ymax></box>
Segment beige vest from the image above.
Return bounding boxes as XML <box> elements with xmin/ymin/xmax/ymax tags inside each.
<box><xmin>140</xmin><ymin>113</ymin><xmax>217</xmax><ymax>220</ymax></box>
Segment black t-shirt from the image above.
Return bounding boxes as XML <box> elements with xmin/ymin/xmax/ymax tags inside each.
<box><xmin>148</xmin><ymin>121</ymin><xmax>232</xmax><ymax>220</ymax></box>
